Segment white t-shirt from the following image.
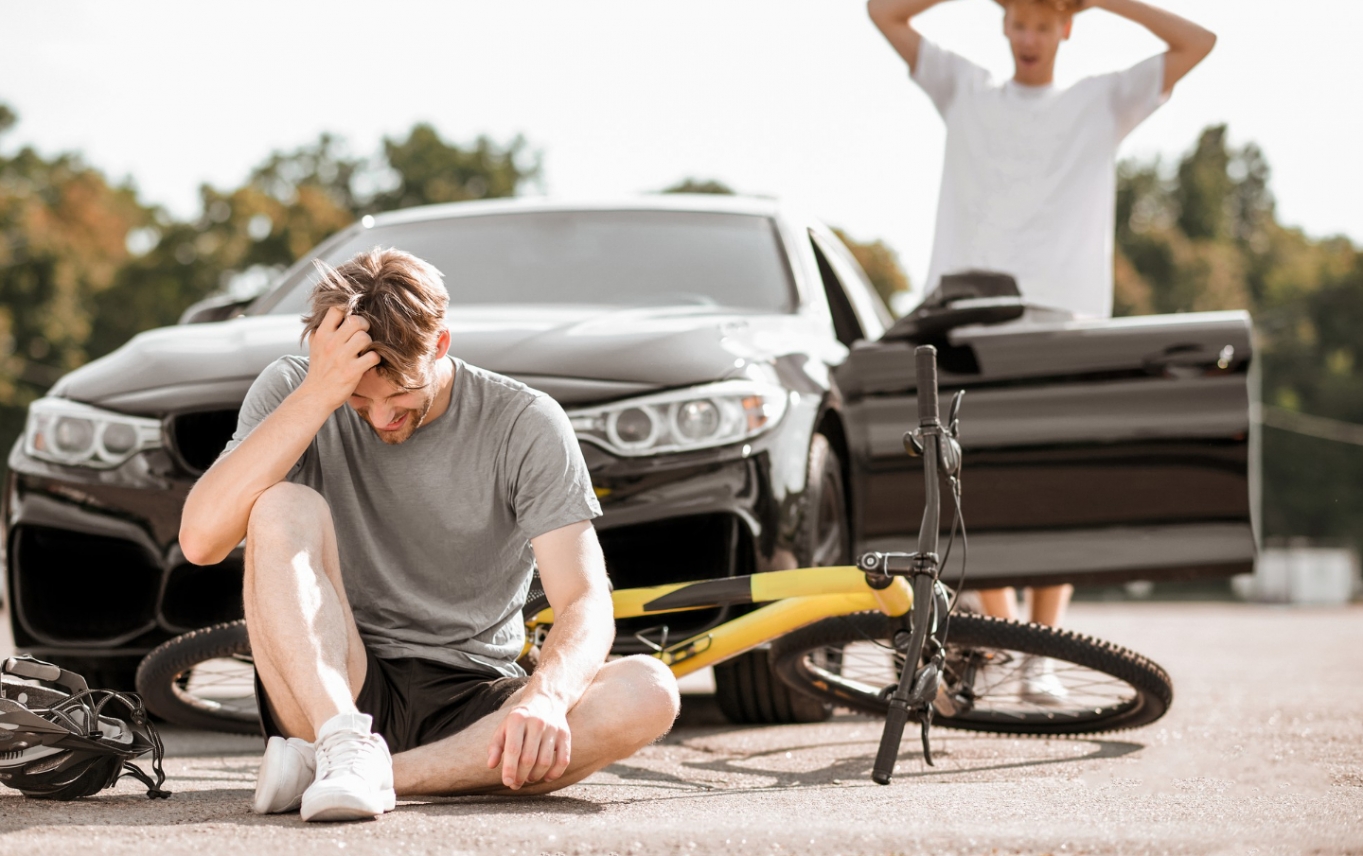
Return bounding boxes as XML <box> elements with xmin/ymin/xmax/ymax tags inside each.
<box><xmin>914</xmin><ymin>39</ymin><xmax>1166</xmax><ymax>318</ymax></box>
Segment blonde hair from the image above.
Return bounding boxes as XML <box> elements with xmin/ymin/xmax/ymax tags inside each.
<box><xmin>300</xmin><ymin>248</ymin><xmax>450</xmax><ymax>388</ymax></box>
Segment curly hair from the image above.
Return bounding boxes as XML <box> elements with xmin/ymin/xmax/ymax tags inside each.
<box><xmin>299</xmin><ymin>248</ymin><xmax>450</xmax><ymax>389</ymax></box>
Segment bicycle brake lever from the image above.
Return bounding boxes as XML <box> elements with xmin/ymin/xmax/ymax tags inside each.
<box><xmin>902</xmin><ymin>429</ymin><xmax>924</xmax><ymax>457</ymax></box>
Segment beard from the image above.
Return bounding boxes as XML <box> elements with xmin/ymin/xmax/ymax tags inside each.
<box><xmin>363</xmin><ymin>391</ymin><xmax>437</xmax><ymax>446</ymax></box>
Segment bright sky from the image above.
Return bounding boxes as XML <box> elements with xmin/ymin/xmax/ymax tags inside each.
<box><xmin>4</xmin><ymin>1</ymin><xmax>1361</xmax><ymax>290</ymax></box>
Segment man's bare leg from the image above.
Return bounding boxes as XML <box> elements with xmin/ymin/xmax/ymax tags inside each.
<box><xmin>978</xmin><ymin>587</ymin><xmax>1019</xmax><ymax>621</ymax></box>
<box><xmin>242</xmin><ymin>482</ymin><xmax>368</xmax><ymax>741</ymax></box>
<box><xmin>393</xmin><ymin>655</ymin><xmax>680</xmax><ymax>796</ymax></box>
<box><xmin>1029</xmin><ymin>584</ymin><xmax>1073</xmax><ymax>627</ymax></box>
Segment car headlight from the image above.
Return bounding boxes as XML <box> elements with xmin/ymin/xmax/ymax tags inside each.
<box><xmin>23</xmin><ymin>398</ymin><xmax>162</xmax><ymax>469</ymax></box>
<box><xmin>568</xmin><ymin>381</ymin><xmax>789</xmax><ymax>457</ymax></box>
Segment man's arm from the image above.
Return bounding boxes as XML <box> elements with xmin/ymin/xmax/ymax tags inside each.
<box><xmin>867</xmin><ymin>0</ymin><xmax>950</xmax><ymax>72</ymax></box>
<box><xmin>1086</xmin><ymin>0</ymin><xmax>1216</xmax><ymax>94</ymax></box>
<box><xmin>488</xmin><ymin>520</ymin><xmax>614</xmax><ymax>790</ymax></box>
<box><xmin>178</xmin><ymin>307</ymin><xmax>378</xmax><ymax>565</ymax></box>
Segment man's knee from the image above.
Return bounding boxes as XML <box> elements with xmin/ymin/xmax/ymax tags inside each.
<box><xmin>247</xmin><ymin>482</ymin><xmax>331</xmax><ymax>540</ymax></box>
<box><xmin>605</xmin><ymin>655</ymin><xmax>680</xmax><ymax>741</ymax></box>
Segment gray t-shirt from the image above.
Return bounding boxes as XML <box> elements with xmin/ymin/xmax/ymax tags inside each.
<box><xmin>224</xmin><ymin>355</ymin><xmax>601</xmax><ymax>676</ymax></box>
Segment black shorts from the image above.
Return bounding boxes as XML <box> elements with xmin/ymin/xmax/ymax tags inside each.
<box><xmin>256</xmin><ymin>645</ymin><xmax>528</xmax><ymax>754</ymax></box>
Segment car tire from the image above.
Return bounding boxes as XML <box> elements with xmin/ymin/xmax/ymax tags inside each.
<box><xmin>712</xmin><ymin>433</ymin><xmax>847</xmax><ymax>725</ymax></box>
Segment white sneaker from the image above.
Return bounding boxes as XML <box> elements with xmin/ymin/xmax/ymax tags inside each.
<box><xmin>300</xmin><ymin>713</ymin><xmax>396</xmax><ymax>823</ymax></box>
<box><xmin>1019</xmin><ymin>655</ymin><xmax>1069</xmax><ymax>705</ymax></box>
<box><xmin>253</xmin><ymin>736</ymin><xmax>316</xmax><ymax>814</ymax></box>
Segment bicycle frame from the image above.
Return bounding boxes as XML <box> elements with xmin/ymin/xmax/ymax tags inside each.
<box><xmin>524</xmin><ymin>345</ymin><xmax>950</xmax><ymax>786</ymax></box>
<box><xmin>524</xmin><ymin>566</ymin><xmax>912</xmax><ymax>678</ymax></box>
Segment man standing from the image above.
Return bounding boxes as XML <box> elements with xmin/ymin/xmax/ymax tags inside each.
<box><xmin>179</xmin><ymin>249</ymin><xmax>679</xmax><ymax>822</ymax></box>
<box><xmin>868</xmin><ymin>0</ymin><xmax>1215</xmax><ymax>675</ymax></box>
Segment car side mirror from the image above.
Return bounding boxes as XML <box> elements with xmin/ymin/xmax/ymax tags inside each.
<box><xmin>179</xmin><ymin>294</ymin><xmax>255</xmax><ymax>325</ymax></box>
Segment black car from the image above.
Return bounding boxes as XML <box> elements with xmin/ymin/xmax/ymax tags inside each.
<box><xmin>4</xmin><ymin>195</ymin><xmax>1255</xmax><ymax>720</ymax></box>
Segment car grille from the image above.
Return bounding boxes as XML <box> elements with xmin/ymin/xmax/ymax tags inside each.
<box><xmin>170</xmin><ymin>409</ymin><xmax>240</xmax><ymax>473</ymax></box>
<box><xmin>598</xmin><ymin>513</ymin><xmax>749</xmax><ymax>647</ymax></box>
<box><xmin>12</xmin><ymin>525</ymin><xmax>160</xmax><ymax>644</ymax></box>
<box><xmin>160</xmin><ymin>559</ymin><xmax>245</xmax><ymax>631</ymax></box>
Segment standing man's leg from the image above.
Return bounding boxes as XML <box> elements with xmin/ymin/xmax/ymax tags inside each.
<box><xmin>978</xmin><ymin>585</ymin><xmax>1071</xmax><ymax>626</ymax></box>
<box><xmin>1029</xmin><ymin>584</ymin><xmax>1073</xmax><ymax>627</ymax></box>
<box><xmin>978</xmin><ymin>587</ymin><xmax>1019</xmax><ymax>620</ymax></box>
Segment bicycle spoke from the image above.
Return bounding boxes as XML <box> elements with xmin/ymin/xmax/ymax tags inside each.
<box><xmin>173</xmin><ymin>658</ymin><xmax>259</xmax><ymax>714</ymax></box>
<box><xmin>807</xmin><ymin>640</ymin><xmax>1141</xmax><ymax>722</ymax></box>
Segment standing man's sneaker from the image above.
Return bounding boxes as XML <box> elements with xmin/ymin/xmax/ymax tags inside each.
<box><xmin>1019</xmin><ymin>655</ymin><xmax>1069</xmax><ymax>705</ymax></box>
<box><xmin>300</xmin><ymin>712</ymin><xmax>396</xmax><ymax>822</ymax></box>
<box><xmin>253</xmin><ymin>736</ymin><xmax>317</xmax><ymax>814</ymax></box>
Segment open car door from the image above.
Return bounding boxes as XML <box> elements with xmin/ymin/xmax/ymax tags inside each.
<box><xmin>837</xmin><ymin>297</ymin><xmax>1255</xmax><ymax>589</ymax></box>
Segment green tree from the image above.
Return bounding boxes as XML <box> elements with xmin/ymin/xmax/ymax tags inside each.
<box><xmin>662</xmin><ymin>178</ymin><xmax>735</xmax><ymax>195</ymax></box>
<box><xmin>0</xmin><ymin>109</ymin><xmax>151</xmax><ymax>400</ymax></box>
<box><xmin>832</xmin><ymin>227</ymin><xmax>911</xmax><ymax>311</ymax></box>
<box><xmin>85</xmin><ymin>136</ymin><xmax>362</xmax><ymax>359</ymax></box>
<box><xmin>370</xmin><ymin>125</ymin><xmax>539</xmax><ymax>211</ymax></box>
<box><xmin>0</xmin><ymin>104</ymin><xmax>156</xmax><ymax>462</ymax></box>
<box><xmin>1115</xmin><ymin>123</ymin><xmax>1363</xmax><ymax>551</ymax></box>
<box><xmin>0</xmin><ymin>114</ymin><xmax>541</xmax><ymax>477</ymax></box>
<box><xmin>85</xmin><ymin>127</ymin><xmax>539</xmax><ymax>359</ymax></box>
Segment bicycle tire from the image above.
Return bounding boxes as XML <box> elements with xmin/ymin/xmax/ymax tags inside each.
<box><xmin>136</xmin><ymin>587</ymin><xmax>566</xmax><ymax>734</ymax></box>
<box><xmin>136</xmin><ymin>619</ymin><xmax>260</xmax><ymax>735</ymax></box>
<box><xmin>713</xmin><ymin>648</ymin><xmax>833</xmax><ymax>724</ymax></box>
<box><xmin>769</xmin><ymin>612</ymin><xmax>1173</xmax><ymax>735</ymax></box>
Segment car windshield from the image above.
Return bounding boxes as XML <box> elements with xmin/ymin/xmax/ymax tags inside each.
<box><xmin>262</xmin><ymin>209</ymin><xmax>795</xmax><ymax>315</ymax></box>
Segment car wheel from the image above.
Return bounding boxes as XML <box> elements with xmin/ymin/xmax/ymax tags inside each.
<box><xmin>712</xmin><ymin>433</ymin><xmax>847</xmax><ymax>725</ymax></box>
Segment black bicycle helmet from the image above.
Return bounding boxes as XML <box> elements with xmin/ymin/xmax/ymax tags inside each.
<box><xmin>0</xmin><ymin>656</ymin><xmax>170</xmax><ymax>800</ymax></box>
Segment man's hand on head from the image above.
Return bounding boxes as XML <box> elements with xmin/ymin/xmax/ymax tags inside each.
<box><xmin>488</xmin><ymin>691</ymin><xmax>572</xmax><ymax>789</ymax></box>
<box><xmin>301</xmin><ymin>306</ymin><xmax>382</xmax><ymax>411</ymax></box>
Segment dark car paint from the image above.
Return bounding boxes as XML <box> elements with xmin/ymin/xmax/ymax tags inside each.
<box><xmin>3</xmin><ymin>199</ymin><xmax>1255</xmax><ymax>679</ymax></box>
<box><xmin>843</xmin><ymin>310</ymin><xmax>1255</xmax><ymax>587</ymax></box>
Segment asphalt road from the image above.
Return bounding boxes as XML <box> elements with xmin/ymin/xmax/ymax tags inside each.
<box><xmin>2</xmin><ymin>602</ymin><xmax>1360</xmax><ymax>855</ymax></box>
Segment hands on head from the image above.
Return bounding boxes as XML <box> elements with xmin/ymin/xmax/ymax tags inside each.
<box><xmin>990</xmin><ymin>0</ymin><xmax>1096</xmax><ymax>12</ymax></box>
<box><xmin>303</xmin><ymin>306</ymin><xmax>383</xmax><ymax>410</ymax></box>
<box><xmin>487</xmin><ymin>693</ymin><xmax>572</xmax><ymax>790</ymax></box>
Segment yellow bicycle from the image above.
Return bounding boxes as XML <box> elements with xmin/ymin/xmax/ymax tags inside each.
<box><xmin>137</xmin><ymin>345</ymin><xmax>1173</xmax><ymax>783</ymax></box>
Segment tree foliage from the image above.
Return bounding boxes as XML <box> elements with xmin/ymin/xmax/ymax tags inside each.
<box><xmin>0</xmin><ymin>104</ymin><xmax>537</xmax><ymax>463</ymax></box>
<box><xmin>832</xmin><ymin>227</ymin><xmax>911</xmax><ymax>310</ymax></box>
<box><xmin>662</xmin><ymin>177</ymin><xmax>735</xmax><ymax>195</ymax></box>
<box><xmin>372</xmin><ymin>125</ymin><xmax>539</xmax><ymax>211</ymax></box>
<box><xmin>1114</xmin><ymin>124</ymin><xmax>1363</xmax><ymax>548</ymax></box>
<box><xmin>0</xmin><ymin>136</ymin><xmax>149</xmax><ymax>408</ymax></box>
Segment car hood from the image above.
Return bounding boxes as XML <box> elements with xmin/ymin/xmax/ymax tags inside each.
<box><xmin>53</xmin><ymin>305</ymin><xmax>826</xmax><ymax>414</ymax></box>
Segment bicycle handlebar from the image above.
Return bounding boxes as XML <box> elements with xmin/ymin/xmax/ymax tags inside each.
<box><xmin>872</xmin><ymin>700</ymin><xmax>911</xmax><ymax>784</ymax></box>
<box><xmin>916</xmin><ymin>345</ymin><xmax>939</xmax><ymax>426</ymax></box>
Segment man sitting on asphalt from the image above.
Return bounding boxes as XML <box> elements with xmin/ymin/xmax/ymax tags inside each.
<box><xmin>179</xmin><ymin>248</ymin><xmax>680</xmax><ymax>822</ymax></box>
<box><xmin>868</xmin><ymin>0</ymin><xmax>1215</xmax><ymax>686</ymax></box>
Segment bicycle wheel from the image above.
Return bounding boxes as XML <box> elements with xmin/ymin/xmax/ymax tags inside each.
<box><xmin>136</xmin><ymin>620</ymin><xmax>260</xmax><ymax>735</ymax></box>
<box><xmin>769</xmin><ymin>612</ymin><xmax>1172</xmax><ymax>735</ymax></box>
